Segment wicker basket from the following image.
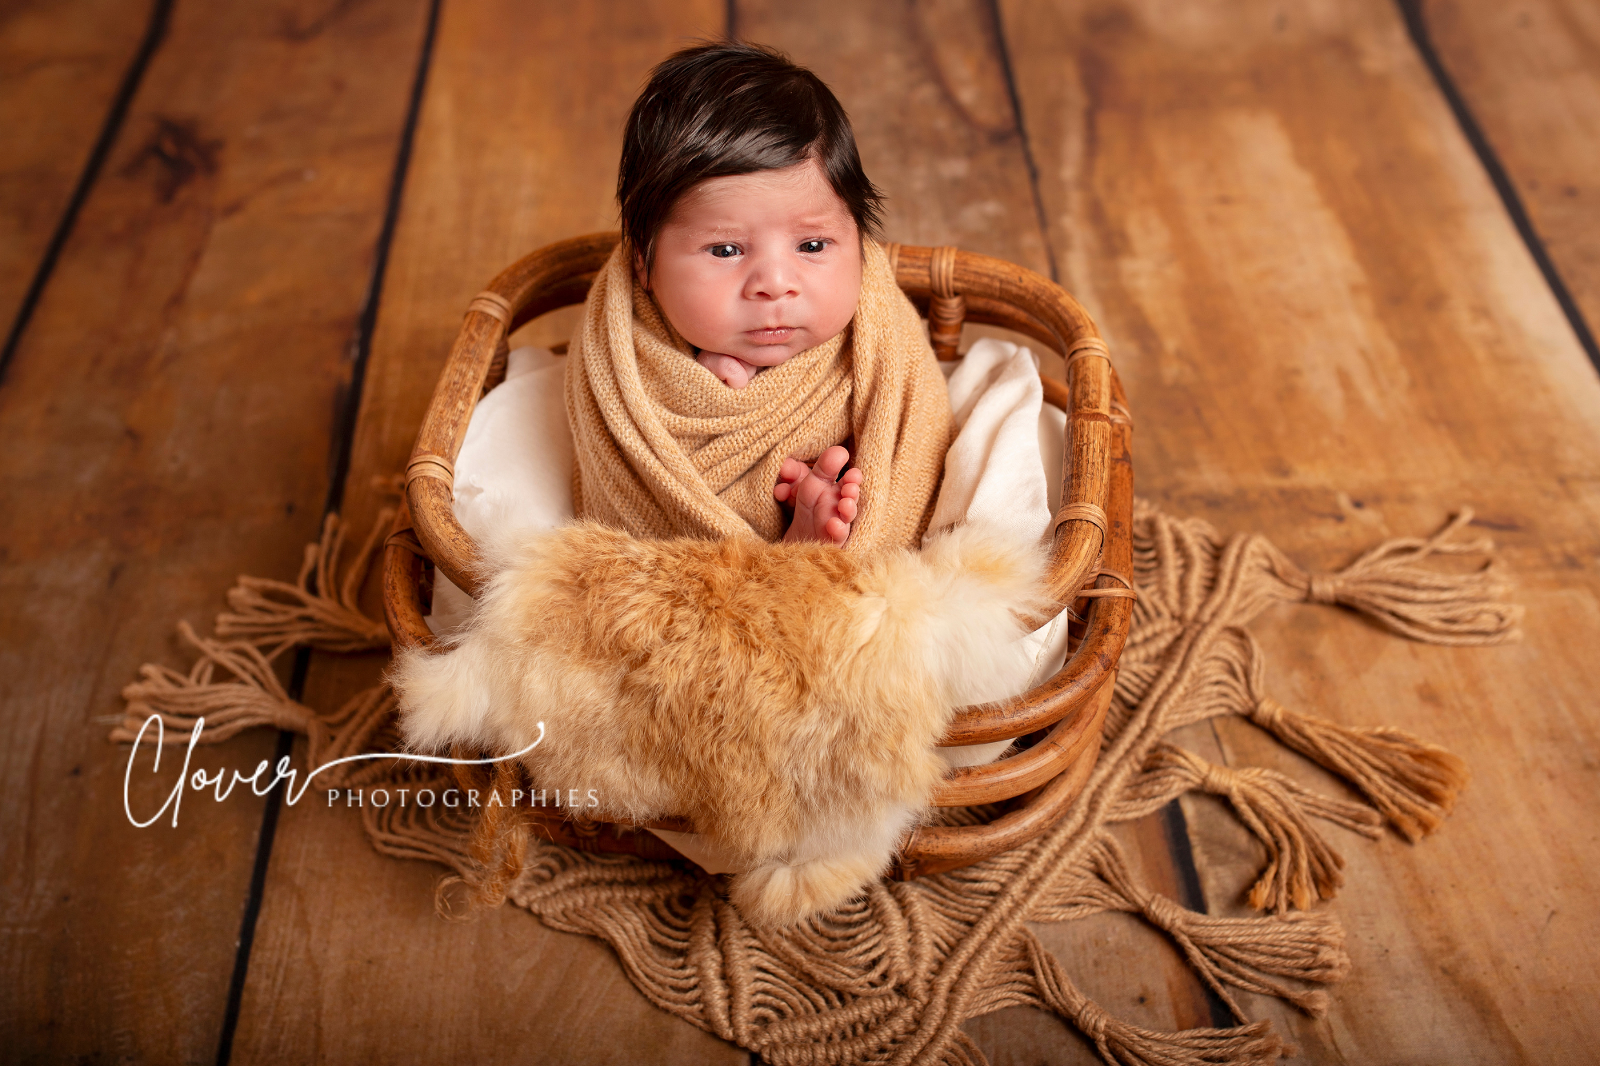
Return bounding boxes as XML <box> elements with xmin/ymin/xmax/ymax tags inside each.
<box><xmin>381</xmin><ymin>234</ymin><xmax>1133</xmax><ymax>879</ymax></box>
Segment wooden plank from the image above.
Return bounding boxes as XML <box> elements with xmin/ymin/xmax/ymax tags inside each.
<box><xmin>0</xmin><ymin>0</ymin><xmax>433</xmax><ymax>1059</ymax></box>
<box><xmin>226</xmin><ymin>4</ymin><xmax>748</xmax><ymax>1064</ymax></box>
<box><xmin>743</xmin><ymin>3</ymin><xmax>1218</xmax><ymax>1061</ymax></box>
<box><xmin>998</xmin><ymin>0</ymin><xmax>1600</xmax><ymax>1061</ymax></box>
<box><xmin>741</xmin><ymin>0</ymin><xmax>1052</xmax><ymax>272</ymax></box>
<box><xmin>1425</xmin><ymin>0</ymin><xmax>1600</xmax><ymax>354</ymax></box>
<box><xmin>0</xmin><ymin>0</ymin><xmax>149</xmax><ymax>339</ymax></box>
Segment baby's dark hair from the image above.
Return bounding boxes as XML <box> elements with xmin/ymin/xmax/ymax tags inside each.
<box><xmin>618</xmin><ymin>41</ymin><xmax>884</xmax><ymax>270</ymax></box>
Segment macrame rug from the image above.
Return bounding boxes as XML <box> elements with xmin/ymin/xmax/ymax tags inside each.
<box><xmin>114</xmin><ymin>497</ymin><xmax>1520</xmax><ymax>1065</ymax></box>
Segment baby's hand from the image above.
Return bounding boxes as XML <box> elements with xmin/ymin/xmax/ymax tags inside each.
<box><xmin>775</xmin><ymin>446</ymin><xmax>862</xmax><ymax>547</ymax></box>
<box><xmin>697</xmin><ymin>350</ymin><xmax>760</xmax><ymax>389</ymax></box>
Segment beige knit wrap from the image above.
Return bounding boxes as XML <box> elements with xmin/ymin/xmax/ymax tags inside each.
<box><xmin>564</xmin><ymin>239</ymin><xmax>952</xmax><ymax>551</ymax></box>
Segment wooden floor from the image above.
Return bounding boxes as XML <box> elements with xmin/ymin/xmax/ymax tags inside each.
<box><xmin>3</xmin><ymin>0</ymin><xmax>1597</xmax><ymax>1062</ymax></box>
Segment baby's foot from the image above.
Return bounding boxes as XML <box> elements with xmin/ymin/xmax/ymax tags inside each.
<box><xmin>775</xmin><ymin>445</ymin><xmax>862</xmax><ymax>546</ymax></box>
<box><xmin>698</xmin><ymin>350</ymin><xmax>760</xmax><ymax>389</ymax></box>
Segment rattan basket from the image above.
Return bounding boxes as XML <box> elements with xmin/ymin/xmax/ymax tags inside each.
<box><xmin>381</xmin><ymin>233</ymin><xmax>1133</xmax><ymax>879</ymax></box>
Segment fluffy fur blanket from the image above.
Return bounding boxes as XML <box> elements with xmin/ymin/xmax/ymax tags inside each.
<box><xmin>391</xmin><ymin>520</ymin><xmax>1048</xmax><ymax>924</ymax></box>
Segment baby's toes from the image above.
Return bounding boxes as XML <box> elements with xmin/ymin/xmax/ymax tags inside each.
<box><xmin>836</xmin><ymin>495</ymin><xmax>857</xmax><ymax>523</ymax></box>
<box><xmin>822</xmin><ymin>514</ymin><xmax>852</xmax><ymax>545</ymax></box>
<box><xmin>811</xmin><ymin>445</ymin><xmax>850</xmax><ymax>484</ymax></box>
<box><xmin>774</xmin><ymin>456</ymin><xmax>811</xmax><ymax>502</ymax></box>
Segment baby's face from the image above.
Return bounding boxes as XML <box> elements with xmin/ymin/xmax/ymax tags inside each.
<box><xmin>644</xmin><ymin>158</ymin><xmax>863</xmax><ymax>368</ymax></box>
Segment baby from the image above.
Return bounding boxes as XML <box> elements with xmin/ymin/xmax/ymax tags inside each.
<box><xmin>618</xmin><ymin>42</ymin><xmax>876</xmax><ymax>546</ymax></box>
<box><xmin>396</xmin><ymin>43</ymin><xmax>1041</xmax><ymax>925</ymax></box>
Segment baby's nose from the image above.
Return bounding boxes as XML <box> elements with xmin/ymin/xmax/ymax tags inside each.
<box><xmin>745</xmin><ymin>256</ymin><xmax>799</xmax><ymax>300</ymax></box>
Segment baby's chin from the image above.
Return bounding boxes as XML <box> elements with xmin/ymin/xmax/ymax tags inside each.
<box><xmin>693</xmin><ymin>343</ymin><xmax>801</xmax><ymax>370</ymax></box>
<box><xmin>721</xmin><ymin>332</ymin><xmax>834</xmax><ymax>367</ymax></box>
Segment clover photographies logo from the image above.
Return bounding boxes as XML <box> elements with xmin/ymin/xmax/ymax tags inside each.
<box><xmin>121</xmin><ymin>714</ymin><xmax>545</xmax><ymax>829</ymax></box>
<box><xmin>329</xmin><ymin>785</ymin><xmax>599</xmax><ymax>811</ymax></box>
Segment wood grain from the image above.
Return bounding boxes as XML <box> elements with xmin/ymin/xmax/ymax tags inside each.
<box><xmin>1426</xmin><ymin>0</ymin><xmax>1600</xmax><ymax>351</ymax></box>
<box><xmin>0</xmin><ymin>0</ymin><xmax>432</xmax><ymax>1059</ymax></box>
<box><xmin>226</xmin><ymin>4</ymin><xmax>747</xmax><ymax>1064</ymax></box>
<box><xmin>739</xmin><ymin>0</ymin><xmax>1051</xmax><ymax>272</ymax></box>
<box><xmin>8</xmin><ymin>0</ymin><xmax>1589</xmax><ymax>1059</ymax></box>
<box><xmin>998</xmin><ymin>0</ymin><xmax>1600</xmax><ymax>1060</ymax></box>
<box><xmin>743</xmin><ymin>1</ymin><xmax>1220</xmax><ymax>1059</ymax></box>
<box><xmin>0</xmin><ymin>0</ymin><xmax>149</xmax><ymax>338</ymax></box>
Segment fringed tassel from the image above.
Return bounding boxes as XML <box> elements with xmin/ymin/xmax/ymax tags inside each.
<box><xmin>449</xmin><ymin>760</ymin><xmax>531</xmax><ymax>913</ymax></box>
<box><xmin>113</xmin><ymin>620</ymin><xmax>314</xmax><ymax>744</ymax></box>
<box><xmin>305</xmin><ymin>684</ymin><xmax>401</xmax><ymax>789</ymax></box>
<box><xmin>1024</xmin><ymin>931</ymin><xmax>1287</xmax><ymax>1065</ymax></box>
<box><xmin>214</xmin><ymin>509</ymin><xmax>393</xmax><ymax>659</ymax></box>
<box><xmin>1145</xmin><ymin>745</ymin><xmax>1381</xmax><ymax>911</ymax></box>
<box><xmin>1262</xmin><ymin>509</ymin><xmax>1523</xmax><ymax>645</ymax></box>
<box><xmin>1087</xmin><ymin>836</ymin><xmax>1349</xmax><ymax>1019</ymax></box>
<box><xmin>1249</xmin><ymin>697</ymin><xmax>1467</xmax><ymax>843</ymax></box>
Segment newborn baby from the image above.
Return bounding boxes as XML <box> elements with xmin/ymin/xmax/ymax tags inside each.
<box><xmin>649</xmin><ymin>159</ymin><xmax>865</xmax><ymax>545</ymax></box>
<box><xmin>398</xmin><ymin>42</ymin><xmax>984</xmax><ymax>926</ymax></box>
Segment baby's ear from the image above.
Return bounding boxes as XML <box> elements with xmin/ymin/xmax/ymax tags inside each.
<box><xmin>632</xmin><ymin>249</ymin><xmax>649</xmax><ymax>290</ymax></box>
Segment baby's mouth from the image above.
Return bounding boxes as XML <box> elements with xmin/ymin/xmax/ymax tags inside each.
<box><xmin>746</xmin><ymin>326</ymin><xmax>797</xmax><ymax>342</ymax></box>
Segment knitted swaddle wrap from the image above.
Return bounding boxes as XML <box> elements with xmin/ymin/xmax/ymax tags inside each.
<box><xmin>564</xmin><ymin>239</ymin><xmax>952</xmax><ymax>550</ymax></box>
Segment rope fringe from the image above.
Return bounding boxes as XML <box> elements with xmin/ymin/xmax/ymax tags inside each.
<box><xmin>1272</xmin><ymin>509</ymin><xmax>1524</xmax><ymax>645</ymax></box>
<box><xmin>1130</xmin><ymin>503</ymin><xmax>1522</xmax><ymax>645</ymax></box>
<box><xmin>110</xmin><ymin>497</ymin><xmax>1515</xmax><ymax>1065</ymax></box>
<box><xmin>1085</xmin><ymin>835</ymin><xmax>1349</xmax><ymax>1017</ymax></box>
<box><xmin>1025</xmin><ymin>933</ymin><xmax>1288</xmax><ymax>1065</ymax></box>
<box><xmin>214</xmin><ymin>509</ymin><xmax>393</xmax><ymax>659</ymax></box>
<box><xmin>113</xmin><ymin>620</ymin><xmax>314</xmax><ymax>744</ymax></box>
<box><xmin>1118</xmin><ymin>744</ymin><xmax>1382</xmax><ymax>912</ymax></box>
<box><xmin>1248</xmin><ymin>697</ymin><xmax>1468</xmax><ymax>843</ymax></box>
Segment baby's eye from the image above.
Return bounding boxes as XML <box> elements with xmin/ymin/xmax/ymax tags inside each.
<box><xmin>797</xmin><ymin>240</ymin><xmax>828</xmax><ymax>254</ymax></box>
<box><xmin>708</xmin><ymin>243</ymin><xmax>741</xmax><ymax>258</ymax></box>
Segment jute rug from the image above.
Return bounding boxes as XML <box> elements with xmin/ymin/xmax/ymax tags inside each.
<box><xmin>115</xmin><ymin>497</ymin><xmax>1520</xmax><ymax>1065</ymax></box>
